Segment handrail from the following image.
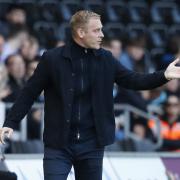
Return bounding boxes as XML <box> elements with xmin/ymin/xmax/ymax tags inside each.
<box><xmin>4</xmin><ymin>103</ymin><xmax>44</xmax><ymax>141</ymax></box>
<box><xmin>2</xmin><ymin>102</ymin><xmax>162</xmax><ymax>150</ymax></box>
<box><xmin>114</xmin><ymin>104</ymin><xmax>162</xmax><ymax>150</ymax></box>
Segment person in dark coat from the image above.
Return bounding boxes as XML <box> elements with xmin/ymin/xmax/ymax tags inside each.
<box><xmin>0</xmin><ymin>10</ymin><xmax>180</xmax><ymax>180</ymax></box>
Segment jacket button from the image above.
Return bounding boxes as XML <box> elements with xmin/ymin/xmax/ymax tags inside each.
<box><xmin>67</xmin><ymin>119</ymin><xmax>70</xmax><ymax>123</ymax></box>
<box><xmin>68</xmin><ymin>103</ymin><xmax>71</xmax><ymax>107</ymax></box>
<box><xmin>72</xmin><ymin>73</ymin><xmax>75</xmax><ymax>77</ymax></box>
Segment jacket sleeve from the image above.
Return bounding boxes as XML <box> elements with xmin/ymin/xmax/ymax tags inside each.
<box><xmin>113</xmin><ymin>55</ymin><xmax>168</xmax><ymax>90</ymax></box>
<box><xmin>3</xmin><ymin>52</ymin><xmax>51</xmax><ymax>129</ymax></box>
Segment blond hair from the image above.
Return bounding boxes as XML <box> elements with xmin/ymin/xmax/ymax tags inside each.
<box><xmin>70</xmin><ymin>10</ymin><xmax>100</xmax><ymax>37</ymax></box>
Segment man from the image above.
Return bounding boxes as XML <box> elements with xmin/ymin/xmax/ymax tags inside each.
<box><xmin>0</xmin><ymin>10</ymin><xmax>180</xmax><ymax>180</ymax></box>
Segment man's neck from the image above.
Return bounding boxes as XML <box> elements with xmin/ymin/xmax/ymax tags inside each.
<box><xmin>73</xmin><ymin>37</ymin><xmax>88</xmax><ymax>49</ymax></box>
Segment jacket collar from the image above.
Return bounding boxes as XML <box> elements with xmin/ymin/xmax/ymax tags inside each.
<box><xmin>62</xmin><ymin>39</ymin><xmax>101</xmax><ymax>59</ymax></box>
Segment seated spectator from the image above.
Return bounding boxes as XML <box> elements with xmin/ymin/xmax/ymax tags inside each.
<box><xmin>6</xmin><ymin>4</ymin><xmax>26</xmax><ymax>25</ymax></box>
<box><xmin>109</xmin><ymin>38</ymin><xmax>123</xmax><ymax>61</ymax></box>
<box><xmin>19</xmin><ymin>36</ymin><xmax>39</xmax><ymax>64</ymax></box>
<box><xmin>149</xmin><ymin>95</ymin><xmax>180</xmax><ymax>151</ymax></box>
<box><xmin>0</xmin><ymin>4</ymin><xmax>27</xmax><ymax>37</ymax></box>
<box><xmin>164</xmin><ymin>79</ymin><xmax>180</xmax><ymax>97</ymax></box>
<box><xmin>1</xmin><ymin>26</ymin><xmax>29</xmax><ymax>62</ymax></box>
<box><xmin>120</xmin><ymin>35</ymin><xmax>154</xmax><ymax>73</ymax></box>
<box><xmin>4</xmin><ymin>54</ymin><xmax>26</xmax><ymax>102</ymax></box>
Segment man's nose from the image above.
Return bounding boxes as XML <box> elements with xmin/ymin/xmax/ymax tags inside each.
<box><xmin>100</xmin><ymin>31</ymin><xmax>104</xmax><ymax>38</ymax></box>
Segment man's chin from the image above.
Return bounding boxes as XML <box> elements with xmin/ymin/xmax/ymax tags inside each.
<box><xmin>93</xmin><ymin>45</ymin><xmax>101</xmax><ymax>50</ymax></box>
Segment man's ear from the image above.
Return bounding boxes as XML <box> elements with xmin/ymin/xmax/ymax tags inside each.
<box><xmin>77</xmin><ymin>28</ymin><xmax>85</xmax><ymax>39</ymax></box>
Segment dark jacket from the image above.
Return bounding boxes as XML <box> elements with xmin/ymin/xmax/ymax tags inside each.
<box><xmin>3</xmin><ymin>42</ymin><xmax>168</xmax><ymax>149</ymax></box>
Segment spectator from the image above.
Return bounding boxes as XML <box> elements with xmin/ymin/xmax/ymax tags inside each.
<box><xmin>1</xmin><ymin>26</ymin><xmax>29</xmax><ymax>62</ymax></box>
<box><xmin>20</xmin><ymin>36</ymin><xmax>39</xmax><ymax>64</ymax></box>
<box><xmin>145</xmin><ymin>79</ymin><xmax>180</xmax><ymax>111</ymax></box>
<box><xmin>165</xmin><ymin>79</ymin><xmax>180</xmax><ymax>97</ymax></box>
<box><xmin>109</xmin><ymin>38</ymin><xmax>123</xmax><ymax>61</ymax></box>
<box><xmin>4</xmin><ymin>54</ymin><xmax>26</xmax><ymax>102</ymax></box>
<box><xmin>149</xmin><ymin>95</ymin><xmax>180</xmax><ymax>151</ymax></box>
<box><xmin>120</xmin><ymin>35</ymin><xmax>154</xmax><ymax>73</ymax></box>
<box><xmin>6</xmin><ymin>5</ymin><xmax>26</xmax><ymax>26</ymax></box>
<box><xmin>0</xmin><ymin>4</ymin><xmax>27</xmax><ymax>37</ymax></box>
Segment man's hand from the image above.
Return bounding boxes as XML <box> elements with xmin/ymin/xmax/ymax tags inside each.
<box><xmin>164</xmin><ymin>58</ymin><xmax>180</xmax><ymax>80</ymax></box>
<box><xmin>0</xmin><ymin>127</ymin><xmax>13</xmax><ymax>144</ymax></box>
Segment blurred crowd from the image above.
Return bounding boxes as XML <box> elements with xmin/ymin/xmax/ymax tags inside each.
<box><xmin>0</xmin><ymin>3</ymin><xmax>180</xmax><ymax>153</ymax></box>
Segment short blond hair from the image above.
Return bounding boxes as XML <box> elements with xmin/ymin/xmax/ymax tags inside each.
<box><xmin>70</xmin><ymin>10</ymin><xmax>100</xmax><ymax>37</ymax></box>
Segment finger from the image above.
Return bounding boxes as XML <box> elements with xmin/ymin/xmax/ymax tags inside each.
<box><xmin>172</xmin><ymin>58</ymin><xmax>180</xmax><ymax>65</ymax></box>
<box><xmin>7</xmin><ymin>129</ymin><xmax>13</xmax><ymax>139</ymax></box>
<box><xmin>0</xmin><ymin>130</ymin><xmax>5</xmax><ymax>144</ymax></box>
<box><xmin>0</xmin><ymin>133</ymin><xmax>3</xmax><ymax>145</ymax></box>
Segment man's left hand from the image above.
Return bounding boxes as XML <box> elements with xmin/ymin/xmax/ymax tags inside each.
<box><xmin>164</xmin><ymin>58</ymin><xmax>180</xmax><ymax>80</ymax></box>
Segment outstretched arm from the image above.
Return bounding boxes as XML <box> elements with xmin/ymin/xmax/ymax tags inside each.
<box><xmin>114</xmin><ymin>57</ymin><xmax>180</xmax><ymax>90</ymax></box>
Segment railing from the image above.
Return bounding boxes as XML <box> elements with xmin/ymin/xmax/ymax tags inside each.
<box><xmin>114</xmin><ymin>104</ymin><xmax>162</xmax><ymax>150</ymax></box>
<box><xmin>2</xmin><ymin>103</ymin><xmax>44</xmax><ymax>141</ymax></box>
<box><xmin>1</xmin><ymin>102</ymin><xmax>162</xmax><ymax>150</ymax></box>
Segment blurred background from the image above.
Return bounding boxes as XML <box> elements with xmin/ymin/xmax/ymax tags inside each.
<box><xmin>0</xmin><ymin>0</ymin><xmax>180</xmax><ymax>179</ymax></box>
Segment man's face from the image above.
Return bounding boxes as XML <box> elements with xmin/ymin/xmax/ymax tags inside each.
<box><xmin>7</xmin><ymin>9</ymin><xmax>26</xmax><ymax>25</ymax></box>
<box><xmin>81</xmin><ymin>18</ymin><xmax>104</xmax><ymax>49</ymax></box>
<box><xmin>110</xmin><ymin>40</ymin><xmax>122</xmax><ymax>59</ymax></box>
<box><xmin>166</xmin><ymin>96</ymin><xmax>180</xmax><ymax>117</ymax></box>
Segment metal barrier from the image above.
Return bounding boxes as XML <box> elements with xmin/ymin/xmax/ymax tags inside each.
<box><xmin>1</xmin><ymin>102</ymin><xmax>162</xmax><ymax>150</ymax></box>
<box><xmin>3</xmin><ymin>103</ymin><xmax>44</xmax><ymax>141</ymax></box>
<box><xmin>114</xmin><ymin>104</ymin><xmax>162</xmax><ymax>150</ymax></box>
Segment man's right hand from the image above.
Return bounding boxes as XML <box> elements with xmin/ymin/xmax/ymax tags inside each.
<box><xmin>0</xmin><ymin>127</ymin><xmax>13</xmax><ymax>144</ymax></box>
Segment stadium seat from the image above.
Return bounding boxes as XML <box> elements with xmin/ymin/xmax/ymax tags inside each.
<box><xmin>59</xmin><ymin>0</ymin><xmax>82</xmax><ymax>22</ymax></box>
<box><xmin>128</xmin><ymin>1</ymin><xmax>149</xmax><ymax>24</ymax></box>
<box><xmin>56</xmin><ymin>22</ymin><xmax>71</xmax><ymax>41</ymax></box>
<box><xmin>105</xmin><ymin>1</ymin><xmax>128</xmax><ymax>24</ymax></box>
<box><xmin>151</xmin><ymin>2</ymin><xmax>178</xmax><ymax>25</ymax></box>
<box><xmin>83</xmin><ymin>0</ymin><xmax>107</xmax><ymax>22</ymax></box>
<box><xmin>38</xmin><ymin>0</ymin><xmax>60</xmax><ymax>22</ymax></box>
<box><xmin>169</xmin><ymin>25</ymin><xmax>180</xmax><ymax>36</ymax></box>
<box><xmin>103</xmin><ymin>22</ymin><xmax>125</xmax><ymax>39</ymax></box>
<box><xmin>0</xmin><ymin>0</ymin><xmax>14</xmax><ymax>19</ymax></box>
<box><xmin>148</xmin><ymin>24</ymin><xmax>168</xmax><ymax>48</ymax></box>
<box><xmin>127</xmin><ymin>23</ymin><xmax>147</xmax><ymax>38</ymax></box>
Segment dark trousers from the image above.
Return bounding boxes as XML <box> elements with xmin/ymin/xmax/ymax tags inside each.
<box><xmin>43</xmin><ymin>138</ymin><xmax>104</xmax><ymax>180</ymax></box>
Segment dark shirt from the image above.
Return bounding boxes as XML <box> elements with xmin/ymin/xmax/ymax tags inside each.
<box><xmin>69</xmin><ymin>40</ymin><xmax>96</xmax><ymax>142</ymax></box>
